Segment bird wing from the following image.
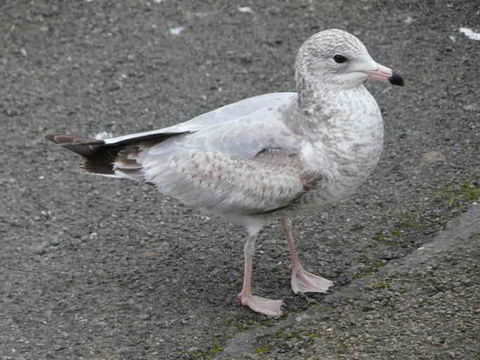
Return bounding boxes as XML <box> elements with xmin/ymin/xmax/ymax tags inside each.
<box><xmin>104</xmin><ymin>92</ymin><xmax>297</xmax><ymax>146</ymax></box>
<box><xmin>141</xmin><ymin>148</ymin><xmax>309</xmax><ymax>215</ymax></box>
<box><xmin>114</xmin><ymin>92</ymin><xmax>315</xmax><ymax>214</ymax></box>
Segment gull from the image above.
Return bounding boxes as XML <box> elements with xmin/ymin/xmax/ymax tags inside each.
<box><xmin>46</xmin><ymin>29</ymin><xmax>403</xmax><ymax>316</ymax></box>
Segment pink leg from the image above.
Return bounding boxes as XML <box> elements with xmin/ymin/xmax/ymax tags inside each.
<box><xmin>281</xmin><ymin>218</ymin><xmax>333</xmax><ymax>294</ymax></box>
<box><xmin>238</xmin><ymin>234</ymin><xmax>283</xmax><ymax>316</ymax></box>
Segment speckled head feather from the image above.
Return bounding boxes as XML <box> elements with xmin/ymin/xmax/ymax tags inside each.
<box><xmin>295</xmin><ymin>29</ymin><xmax>373</xmax><ymax>91</ymax></box>
<box><xmin>305</xmin><ymin>29</ymin><xmax>366</xmax><ymax>56</ymax></box>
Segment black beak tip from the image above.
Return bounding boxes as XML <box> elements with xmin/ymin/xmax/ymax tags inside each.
<box><xmin>389</xmin><ymin>72</ymin><xmax>404</xmax><ymax>86</ymax></box>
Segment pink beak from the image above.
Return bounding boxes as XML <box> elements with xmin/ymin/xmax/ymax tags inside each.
<box><xmin>366</xmin><ymin>63</ymin><xmax>404</xmax><ymax>86</ymax></box>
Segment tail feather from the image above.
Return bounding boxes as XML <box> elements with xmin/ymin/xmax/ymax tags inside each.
<box><xmin>45</xmin><ymin>131</ymin><xmax>188</xmax><ymax>176</ymax></box>
<box><xmin>45</xmin><ymin>134</ymin><xmax>105</xmax><ymax>157</ymax></box>
<box><xmin>46</xmin><ymin>134</ymin><xmax>119</xmax><ymax>174</ymax></box>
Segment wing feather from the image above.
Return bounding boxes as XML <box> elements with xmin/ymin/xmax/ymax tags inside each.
<box><xmin>142</xmin><ymin>149</ymin><xmax>309</xmax><ymax>215</ymax></box>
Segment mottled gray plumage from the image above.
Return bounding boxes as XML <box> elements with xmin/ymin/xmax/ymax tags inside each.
<box><xmin>47</xmin><ymin>29</ymin><xmax>403</xmax><ymax>316</ymax></box>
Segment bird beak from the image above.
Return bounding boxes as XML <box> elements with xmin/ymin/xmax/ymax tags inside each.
<box><xmin>366</xmin><ymin>63</ymin><xmax>404</xmax><ymax>86</ymax></box>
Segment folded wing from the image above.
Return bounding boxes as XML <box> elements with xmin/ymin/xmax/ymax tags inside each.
<box><xmin>47</xmin><ymin>92</ymin><xmax>312</xmax><ymax>214</ymax></box>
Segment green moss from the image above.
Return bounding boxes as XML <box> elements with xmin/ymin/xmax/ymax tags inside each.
<box><xmin>224</xmin><ymin>316</ymin><xmax>264</xmax><ymax>333</ymax></box>
<box><xmin>390</xmin><ymin>228</ymin><xmax>401</xmax><ymax>236</ymax></box>
<box><xmin>184</xmin><ymin>341</ymin><xmax>225</xmax><ymax>360</ymax></box>
<box><xmin>369</xmin><ymin>182</ymin><xmax>478</xmax><ymax>250</ymax></box>
<box><xmin>208</xmin><ymin>343</ymin><xmax>225</xmax><ymax>356</ymax></box>
<box><xmin>226</xmin><ymin>321</ymin><xmax>248</xmax><ymax>332</ymax></box>
<box><xmin>271</xmin><ymin>328</ymin><xmax>358</xmax><ymax>357</ymax></box>
<box><xmin>288</xmin><ymin>330</ymin><xmax>304</xmax><ymax>341</ymax></box>
<box><xmin>273</xmin><ymin>329</ymin><xmax>304</xmax><ymax>340</ymax></box>
<box><xmin>334</xmin><ymin>339</ymin><xmax>351</xmax><ymax>354</ymax></box>
<box><xmin>372</xmin><ymin>230</ymin><xmax>396</xmax><ymax>246</ymax></box>
<box><xmin>397</xmin><ymin>210</ymin><xmax>425</xmax><ymax>230</ymax></box>
<box><xmin>376</xmin><ymin>181</ymin><xmax>479</xmax><ymax>248</ymax></box>
<box><xmin>373</xmin><ymin>230</ymin><xmax>387</xmax><ymax>241</ymax></box>
<box><xmin>255</xmin><ymin>346</ymin><xmax>271</xmax><ymax>354</ymax></box>
<box><xmin>354</xmin><ymin>259</ymin><xmax>387</xmax><ymax>279</ymax></box>
<box><xmin>365</xmin><ymin>260</ymin><xmax>385</xmax><ymax>275</ymax></box>
<box><xmin>371</xmin><ymin>207</ymin><xmax>432</xmax><ymax>248</ymax></box>
<box><xmin>446</xmin><ymin>182</ymin><xmax>480</xmax><ymax>205</ymax></box>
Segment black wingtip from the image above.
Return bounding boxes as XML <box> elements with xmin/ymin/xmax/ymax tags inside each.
<box><xmin>389</xmin><ymin>72</ymin><xmax>404</xmax><ymax>86</ymax></box>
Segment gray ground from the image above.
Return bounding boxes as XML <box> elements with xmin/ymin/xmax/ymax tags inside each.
<box><xmin>0</xmin><ymin>0</ymin><xmax>479</xmax><ymax>359</ymax></box>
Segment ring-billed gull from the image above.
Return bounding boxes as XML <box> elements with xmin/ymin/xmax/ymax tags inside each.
<box><xmin>46</xmin><ymin>29</ymin><xmax>403</xmax><ymax>316</ymax></box>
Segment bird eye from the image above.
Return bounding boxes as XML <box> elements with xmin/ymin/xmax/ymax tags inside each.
<box><xmin>333</xmin><ymin>54</ymin><xmax>348</xmax><ymax>63</ymax></box>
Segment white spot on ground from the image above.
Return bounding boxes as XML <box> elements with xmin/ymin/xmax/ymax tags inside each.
<box><xmin>94</xmin><ymin>131</ymin><xmax>114</xmax><ymax>140</ymax></box>
<box><xmin>153</xmin><ymin>0</ymin><xmax>164</xmax><ymax>3</ymax></box>
<box><xmin>238</xmin><ymin>6</ymin><xmax>253</xmax><ymax>13</ymax></box>
<box><xmin>459</xmin><ymin>27</ymin><xmax>480</xmax><ymax>41</ymax></box>
<box><xmin>169</xmin><ymin>27</ymin><xmax>184</xmax><ymax>36</ymax></box>
<box><xmin>421</xmin><ymin>151</ymin><xmax>446</xmax><ymax>164</ymax></box>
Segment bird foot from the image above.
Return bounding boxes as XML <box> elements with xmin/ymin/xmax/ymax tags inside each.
<box><xmin>238</xmin><ymin>292</ymin><xmax>283</xmax><ymax>316</ymax></box>
<box><xmin>291</xmin><ymin>266</ymin><xmax>333</xmax><ymax>294</ymax></box>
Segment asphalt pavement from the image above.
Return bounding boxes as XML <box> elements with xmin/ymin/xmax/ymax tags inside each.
<box><xmin>0</xmin><ymin>0</ymin><xmax>479</xmax><ymax>359</ymax></box>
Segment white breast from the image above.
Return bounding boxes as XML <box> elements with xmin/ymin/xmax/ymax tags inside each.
<box><xmin>301</xmin><ymin>86</ymin><xmax>384</xmax><ymax>206</ymax></box>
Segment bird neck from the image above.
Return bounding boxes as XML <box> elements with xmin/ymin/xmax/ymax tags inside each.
<box><xmin>296</xmin><ymin>69</ymin><xmax>365</xmax><ymax>108</ymax></box>
<box><xmin>285</xmin><ymin>79</ymin><xmax>372</xmax><ymax>141</ymax></box>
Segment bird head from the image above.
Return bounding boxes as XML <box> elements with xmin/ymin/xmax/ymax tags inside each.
<box><xmin>296</xmin><ymin>29</ymin><xmax>403</xmax><ymax>90</ymax></box>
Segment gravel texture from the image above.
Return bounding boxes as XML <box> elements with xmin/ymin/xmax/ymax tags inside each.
<box><xmin>0</xmin><ymin>0</ymin><xmax>479</xmax><ymax>359</ymax></box>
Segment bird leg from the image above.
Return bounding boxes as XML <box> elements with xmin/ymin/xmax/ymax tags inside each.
<box><xmin>281</xmin><ymin>217</ymin><xmax>333</xmax><ymax>294</ymax></box>
<box><xmin>238</xmin><ymin>233</ymin><xmax>283</xmax><ymax>316</ymax></box>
